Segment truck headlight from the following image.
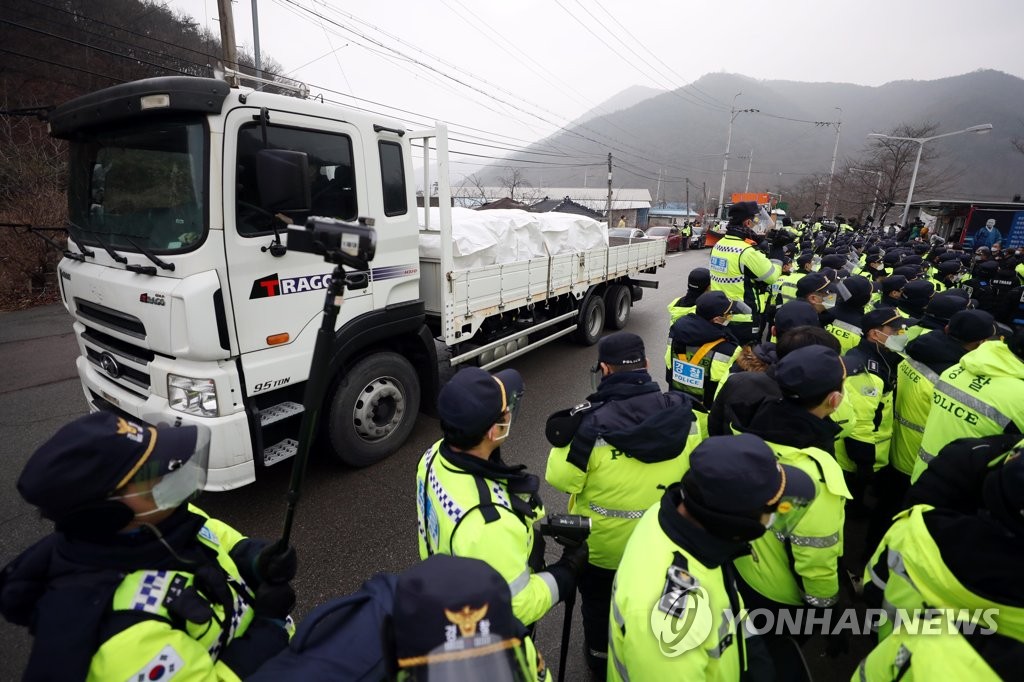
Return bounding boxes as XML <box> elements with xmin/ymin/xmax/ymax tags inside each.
<box><xmin>168</xmin><ymin>375</ymin><xmax>219</xmax><ymax>417</ymax></box>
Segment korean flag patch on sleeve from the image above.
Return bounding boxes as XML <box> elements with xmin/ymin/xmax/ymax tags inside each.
<box><xmin>131</xmin><ymin>645</ymin><xmax>184</xmax><ymax>681</ymax></box>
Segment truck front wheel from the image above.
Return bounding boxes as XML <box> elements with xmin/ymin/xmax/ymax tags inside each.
<box><xmin>327</xmin><ymin>352</ymin><xmax>421</xmax><ymax>467</ymax></box>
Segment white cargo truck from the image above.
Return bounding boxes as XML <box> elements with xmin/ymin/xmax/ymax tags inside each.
<box><xmin>48</xmin><ymin>74</ymin><xmax>665</xmax><ymax>490</ymax></box>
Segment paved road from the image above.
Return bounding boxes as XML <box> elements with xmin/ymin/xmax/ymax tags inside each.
<box><xmin>0</xmin><ymin>249</ymin><xmax>868</xmax><ymax>679</ymax></box>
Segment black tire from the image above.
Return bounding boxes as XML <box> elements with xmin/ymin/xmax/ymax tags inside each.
<box><xmin>575</xmin><ymin>293</ymin><xmax>605</xmax><ymax>345</ymax></box>
<box><xmin>326</xmin><ymin>352</ymin><xmax>420</xmax><ymax>467</ymax></box>
<box><xmin>604</xmin><ymin>284</ymin><xmax>632</xmax><ymax>330</ymax></box>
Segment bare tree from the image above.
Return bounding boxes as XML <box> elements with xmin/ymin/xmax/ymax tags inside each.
<box><xmin>498</xmin><ymin>168</ymin><xmax>532</xmax><ymax>203</ymax></box>
<box><xmin>454</xmin><ymin>173</ymin><xmax>489</xmax><ymax>207</ymax></box>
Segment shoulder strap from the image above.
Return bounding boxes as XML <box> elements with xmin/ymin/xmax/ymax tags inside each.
<box><xmin>689</xmin><ymin>338</ymin><xmax>727</xmax><ymax>366</ymax></box>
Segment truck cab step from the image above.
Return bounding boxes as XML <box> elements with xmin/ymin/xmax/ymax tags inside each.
<box><xmin>259</xmin><ymin>401</ymin><xmax>304</xmax><ymax>427</ymax></box>
<box><xmin>263</xmin><ymin>438</ymin><xmax>298</xmax><ymax>466</ymax></box>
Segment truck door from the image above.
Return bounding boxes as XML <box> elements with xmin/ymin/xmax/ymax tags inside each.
<box><xmin>221</xmin><ymin>109</ymin><xmax>373</xmax><ymax>362</ymax></box>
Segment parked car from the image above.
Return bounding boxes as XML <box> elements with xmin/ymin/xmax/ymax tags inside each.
<box><xmin>608</xmin><ymin>227</ymin><xmax>646</xmax><ymax>240</ymax></box>
<box><xmin>644</xmin><ymin>226</ymin><xmax>682</xmax><ymax>252</ymax></box>
<box><xmin>688</xmin><ymin>224</ymin><xmax>706</xmax><ymax>250</ymax></box>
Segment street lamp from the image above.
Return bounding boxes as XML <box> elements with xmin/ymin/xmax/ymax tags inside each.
<box><xmin>850</xmin><ymin>167</ymin><xmax>883</xmax><ymax>221</ymax></box>
<box><xmin>717</xmin><ymin>93</ymin><xmax>759</xmax><ymax>219</ymax></box>
<box><xmin>867</xmin><ymin>123</ymin><xmax>992</xmax><ymax>226</ymax></box>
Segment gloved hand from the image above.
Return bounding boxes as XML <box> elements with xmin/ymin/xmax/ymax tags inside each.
<box><xmin>254</xmin><ymin>581</ymin><xmax>296</xmax><ymax>620</ymax></box>
<box><xmin>255</xmin><ymin>541</ymin><xmax>298</xmax><ymax>585</ymax></box>
<box><xmin>542</xmin><ymin>542</ymin><xmax>589</xmax><ymax>604</ymax></box>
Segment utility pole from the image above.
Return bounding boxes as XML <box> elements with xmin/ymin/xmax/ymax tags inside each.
<box><xmin>251</xmin><ymin>0</ymin><xmax>263</xmax><ymax>84</ymax></box>
<box><xmin>685</xmin><ymin>178</ymin><xmax>690</xmax><ymax>221</ymax></box>
<box><xmin>217</xmin><ymin>0</ymin><xmax>239</xmax><ymax>85</ymax></box>
<box><xmin>718</xmin><ymin>93</ymin><xmax>759</xmax><ymax>221</ymax></box>
<box><xmin>656</xmin><ymin>169</ymin><xmax>662</xmax><ymax>208</ymax></box>
<box><xmin>606</xmin><ymin>153</ymin><xmax>613</xmax><ymax>225</ymax></box>
<box><xmin>822</xmin><ymin>107</ymin><xmax>842</xmax><ymax>217</ymax></box>
<box><xmin>744</xmin><ymin>148</ymin><xmax>754</xmax><ymax>193</ymax></box>
<box><xmin>702</xmin><ymin>181</ymin><xmax>707</xmax><ymax>220</ymax></box>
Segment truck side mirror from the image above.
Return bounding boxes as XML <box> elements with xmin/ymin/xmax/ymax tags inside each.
<box><xmin>256</xmin><ymin>149</ymin><xmax>311</xmax><ymax>216</ymax></box>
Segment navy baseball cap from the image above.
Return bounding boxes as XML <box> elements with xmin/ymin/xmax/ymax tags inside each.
<box><xmin>393</xmin><ymin>555</ymin><xmax>526</xmax><ymax>671</ymax></box>
<box><xmin>795</xmin><ymin>272</ymin><xmax>835</xmax><ymax>298</ymax></box>
<box><xmin>728</xmin><ymin>201</ymin><xmax>759</xmax><ymax>222</ymax></box>
<box><xmin>438</xmin><ymin>367</ymin><xmax>524</xmax><ymax>435</ymax></box>
<box><xmin>947</xmin><ymin>309</ymin><xmax>997</xmax><ymax>343</ymax></box>
<box><xmin>840</xmin><ymin>276</ymin><xmax>873</xmax><ymax>306</ymax></box>
<box><xmin>936</xmin><ymin>260</ymin><xmax>963</xmax><ymax>275</ymax></box>
<box><xmin>774</xmin><ymin>300</ymin><xmax>821</xmax><ymax>334</ymax></box>
<box><xmin>902</xmin><ymin>279</ymin><xmax>935</xmax><ymax>307</ymax></box>
<box><xmin>892</xmin><ymin>265</ymin><xmax>920</xmax><ymax>280</ymax></box>
<box><xmin>598</xmin><ymin>332</ymin><xmax>646</xmax><ymax>366</ymax></box>
<box><xmin>775</xmin><ymin>346</ymin><xmax>846</xmax><ymax>400</ymax></box>
<box><xmin>687</xmin><ymin>267</ymin><xmax>711</xmax><ymax>292</ymax></box>
<box><xmin>796</xmin><ymin>252</ymin><xmax>815</xmax><ymax>268</ymax></box>
<box><xmin>696</xmin><ymin>291</ymin><xmax>741</xmax><ymax>320</ymax></box>
<box><xmin>881</xmin><ymin>275</ymin><xmax>908</xmax><ymax>295</ymax></box>
<box><xmin>925</xmin><ymin>292</ymin><xmax>969</xmax><ymax>322</ymax></box>
<box><xmin>861</xmin><ymin>308</ymin><xmax>905</xmax><ymax>335</ymax></box>
<box><xmin>17</xmin><ymin>411</ymin><xmax>200</xmax><ymax>522</ymax></box>
<box><xmin>684</xmin><ymin>434</ymin><xmax>815</xmax><ymax>515</ymax></box>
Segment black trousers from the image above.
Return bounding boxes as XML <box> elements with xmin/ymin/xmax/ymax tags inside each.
<box><xmin>578</xmin><ymin>562</ymin><xmax>616</xmax><ymax>658</ymax></box>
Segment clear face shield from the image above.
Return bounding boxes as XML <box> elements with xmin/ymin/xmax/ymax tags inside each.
<box><xmin>492</xmin><ymin>377</ymin><xmax>524</xmax><ymax>441</ymax></box>
<box><xmin>111</xmin><ymin>425</ymin><xmax>211</xmax><ymax>513</ymax></box>
<box><xmin>768</xmin><ymin>495</ymin><xmax>813</xmax><ymax>537</ymax></box>
<box><xmin>397</xmin><ymin>636</ymin><xmax>533</xmax><ymax>682</ymax></box>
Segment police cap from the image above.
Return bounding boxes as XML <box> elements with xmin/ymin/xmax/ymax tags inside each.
<box><xmin>598</xmin><ymin>332</ymin><xmax>646</xmax><ymax>366</ymax></box>
<box><xmin>687</xmin><ymin>267</ymin><xmax>711</xmax><ymax>292</ymax></box>
<box><xmin>774</xmin><ymin>301</ymin><xmax>821</xmax><ymax>334</ymax></box>
<box><xmin>861</xmin><ymin>308</ymin><xmax>905</xmax><ymax>335</ymax></box>
<box><xmin>438</xmin><ymin>367</ymin><xmax>523</xmax><ymax>435</ymax></box>
<box><xmin>17</xmin><ymin>411</ymin><xmax>199</xmax><ymax>523</ymax></box>
<box><xmin>728</xmin><ymin>201</ymin><xmax>759</xmax><ymax>222</ymax></box>
<box><xmin>902</xmin><ymin>279</ymin><xmax>935</xmax><ymax>307</ymax></box>
<box><xmin>880</xmin><ymin>275</ymin><xmax>908</xmax><ymax>295</ymax></box>
<box><xmin>775</xmin><ymin>346</ymin><xmax>846</xmax><ymax>401</ymax></box>
<box><xmin>684</xmin><ymin>434</ymin><xmax>815</xmax><ymax>515</ymax></box>
<box><xmin>924</xmin><ymin>292</ymin><xmax>968</xmax><ymax>322</ymax></box>
<box><xmin>393</xmin><ymin>555</ymin><xmax>524</xmax><ymax>670</ymax></box>
<box><xmin>947</xmin><ymin>309</ymin><xmax>996</xmax><ymax>343</ymax></box>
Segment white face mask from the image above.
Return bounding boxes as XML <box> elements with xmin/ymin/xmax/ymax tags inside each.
<box><xmin>883</xmin><ymin>332</ymin><xmax>909</xmax><ymax>353</ymax></box>
<box><xmin>821</xmin><ymin>293</ymin><xmax>837</xmax><ymax>309</ymax></box>
<box><xmin>492</xmin><ymin>416</ymin><xmax>512</xmax><ymax>442</ymax></box>
<box><xmin>110</xmin><ymin>466</ymin><xmax>202</xmax><ymax>517</ymax></box>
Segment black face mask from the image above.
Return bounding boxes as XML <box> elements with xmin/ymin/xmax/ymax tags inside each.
<box><xmin>682</xmin><ymin>478</ymin><xmax>768</xmax><ymax>543</ymax></box>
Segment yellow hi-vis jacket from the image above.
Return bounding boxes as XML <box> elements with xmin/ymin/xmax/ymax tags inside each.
<box><xmin>709</xmin><ymin>234</ymin><xmax>779</xmax><ymax>323</ymax></box>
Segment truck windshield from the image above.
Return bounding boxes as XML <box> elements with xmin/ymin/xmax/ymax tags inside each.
<box><xmin>68</xmin><ymin>118</ymin><xmax>206</xmax><ymax>254</ymax></box>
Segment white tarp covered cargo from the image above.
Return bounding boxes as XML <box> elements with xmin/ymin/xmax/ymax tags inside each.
<box><xmin>418</xmin><ymin>207</ymin><xmax>608</xmax><ymax>269</ymax></box>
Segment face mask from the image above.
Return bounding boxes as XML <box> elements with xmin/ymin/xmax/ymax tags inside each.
<box><xmin>883</xmin><ymin>332</ymin><xmax>909</xmax><ymax>353</ymax></box>
<box><xmin>762</xmin><ymin>512</ymin><xmax>777</xmax><ymax>529</ymax></box>
<box><xmin>111</xmin><ymin>466</ymin><xmax>202</xmax><ymax>517</ymax></box>
<box><xmin>589</xmin><ymin>363</ymin><xmax>603</xmax><ymax>391</ymax></box>
<box><xmin>492</xmin><ymin>415</ymin><xmax>512</xmax><ymax>442</ymax></box>
<box><xmin>821</xmin><ymin>293</ymin><xmax>837</xmax><ymax>309</ymax></box>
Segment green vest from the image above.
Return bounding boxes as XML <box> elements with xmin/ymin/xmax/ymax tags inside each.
<box><xmin>416</xmin><ymin>440</ymin><xmax>554</xmax><ymax>626</ymax></box>
<box><xmin>546</xmin><ymin>420</ymin><xmax>701</xmax><ymax>570</ymax></box>
<box><xmin>914</xmin><ymin>343</ymin><xmax>1024</xmax><ymax>482</ymax></box>
<box><xmin>88</xmin><ymin>506</ymin><xmax>261</xmax><ymax>682</ymax></box>
<box><xmin>775</xmin><ymin>271</ymin><xmax>803</xmax><ymax>304</ymax></box>
<box><xmin>735</xmin><ymin>443</ymin><xmax>851</xmax><ymax>607</ymax></box>
<box><xmin>891</xmin><ymin>359</ymin><xmax>941</xmax><ymax>476</ymax></box>
<box><xmin>609</xmin><ymin>506</ymin><xmax>746</xmax><ymax>682</ymax></box>
<box><xmin>865</xmin><ymin>505</ymin><xmax>1024</xmax><ymax>643</ymax></box>
<box><xmin>709</xmin><ymin>235</ymin><xmax>780</xmax><ymax>322</ymax></box>
<box><xmin>854</xmin><ymin>611</ymin><xmax>1005</xmax><ymax>682</ymax></box>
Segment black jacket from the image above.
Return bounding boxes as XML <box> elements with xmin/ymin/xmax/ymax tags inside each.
<box><xmin>904</xmin><ymin>328</ymin><xmax>967</xmax><ymax>375</ymax></box>
<box><xmin>707</xmin><ymin>370</ymin><xmax>781</xmax><ymax>437</ymax></box>
<box><xmin>566</xmin><ymin>370</ymin><xmax>698</xmax><ymax>470</ymax></box>
<box><xmin>731</xmin><ymin>395</ymin><xmax>841</xmax><ymax>456</ymax></box>
<box><xmin>904</xmin><ymin>433</ymin><xmax>1023</xmax><ymax>514</ymax></box>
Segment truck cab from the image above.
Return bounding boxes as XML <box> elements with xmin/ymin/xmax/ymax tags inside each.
<box><xmin>51</xmin><ymin>76</ymin><xmax>434</xmax><ymax>489</ymax></box>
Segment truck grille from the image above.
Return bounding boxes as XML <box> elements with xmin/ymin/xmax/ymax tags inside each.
<box><xmin>75</xmin><ymin>298</ymin><xmax>146</xmax><ymax>339</ymax></box>
<box><xmin>82</xmin><ymin>325</ymin><xmax>155</xmax><ymax>397</ymax></box>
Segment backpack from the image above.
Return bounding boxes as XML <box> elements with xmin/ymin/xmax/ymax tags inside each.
<box><xmin>247</xmin><ymin>573</ymin><xmax>397</xmax><ymax>681</ymax></box>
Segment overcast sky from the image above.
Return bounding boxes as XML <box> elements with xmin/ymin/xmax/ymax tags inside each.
<box><xmin>169</xmin><ymin>0</ymin><xmax>1024</xmax><ymax>181</ymax></box>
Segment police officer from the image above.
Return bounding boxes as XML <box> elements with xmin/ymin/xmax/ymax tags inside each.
<box><xmin>545</xmin><ymin>332</ymin><xmax>703</xmax><ymax>673</ymax></box>
<box><xmin>826</xmin><ymin>275</ymin><xmax>873</xmax><ymax>353</ymax></box>
<box><xmin>667</xmin><ymin>267</ymin><xmax>711</xmax><ymax>325</ymax></box>
<box><xmin>914</xmin><ymin>329</ymin><xmax>1024</xmax><ymax>482</ymax></box>
<box><xmin>874</xmin><ymin>275</ymin><xmax>907</xmax><ymax>310</ymax></box>
<box><xmin>731</xmin><ymin>347</ymin><xmax>852</xmax><ymax>622</ymax></box>
<box><xmin>795</xmin><ymin>271</ymin><xmax>843</xmax><ymax>326</ymax></box>
<box><xmin>994</xmin><ymin>261</ymin><xmax>1024</xmax><ymax>330</ymax></box>
<box><xmin>777</xmin><ymin>252</ymin><xmax>815</xmax><ymax>304</ymax></box>
<box><xmin>896</xmin><ymin>279</ymin><xmax>934</xmax><ymax>320</ymax></box>
<box><xmin>862</xmin><ymin>454</ymin><xmax>1024</xmax><ymax>661</ymax></box>
<box><xmin>708</xmin><ymin>201</ymin><xmax>781</xmax><ymax>344</ymax></box>
<box><xmin>904</xmin><ymin>290</ymin><xmax>969</xmax><ymax>342</ymax></box>
<box><xmin>609</xmin><ymin>434</ymin><xmax>815</xmax><ymax>682</ymax></box>
<box><xmin>666</xmin><ymin>291</ymin><xmax>744</xmax><ymax>409</ymax></box>
<box><xmin>0</xmin><ymin>412</ymin><xmax>297</xmax><ymax>680</ymax></box>
<box><xmin>416</xmin><ymin>367</ymin><xmax>586</xmax><ymax>627</ymax></box>
<box><xmin>891</xmin><ymin>310</ymin><xmax>995</xmax><ymax>479</ymax></box>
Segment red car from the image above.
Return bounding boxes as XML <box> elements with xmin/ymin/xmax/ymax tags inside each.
<box><xmin>644</xmin><ymin>226</ymin><xmax>682</xmax><ymax>252</ymax></box>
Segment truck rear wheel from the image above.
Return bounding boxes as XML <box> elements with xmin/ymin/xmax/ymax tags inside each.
<box><xmin>327</xmin><ymin>352</ymin><xmax>420</xmax><ymax>467</ymax></box>
<box><xmin>574</xmin><ymin>293</ymin><xmax>605</xmax><ymax>345</ymax></box>
<box><xmin>604</xmin><ymin>285</ymin><xmax>631</xmax><ymax>330</ymax></box>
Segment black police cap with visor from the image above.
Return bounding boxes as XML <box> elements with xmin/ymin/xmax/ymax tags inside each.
<box><xmin>437</xmin><ymin>367</ymin><xmax>524</xmax><ymax>436</ymax></box>
<box><xmin>695</xmin><ymin>291</ymin><xmax>752</xmax><ymax>321</ymax></box>
<box><xmin>680</xmin><ymin>434</ymin><xmax>816</xmax><ymax>542</ymax></box>
<box><xmin>392</xmin><ymin>554</ymin><xmax>534</xmax><ymax>682</ymax></box>
<box><xmin>17</xmin><ymin>411</ymin><xmax>210</xmax><ymax>537</ymax></box>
